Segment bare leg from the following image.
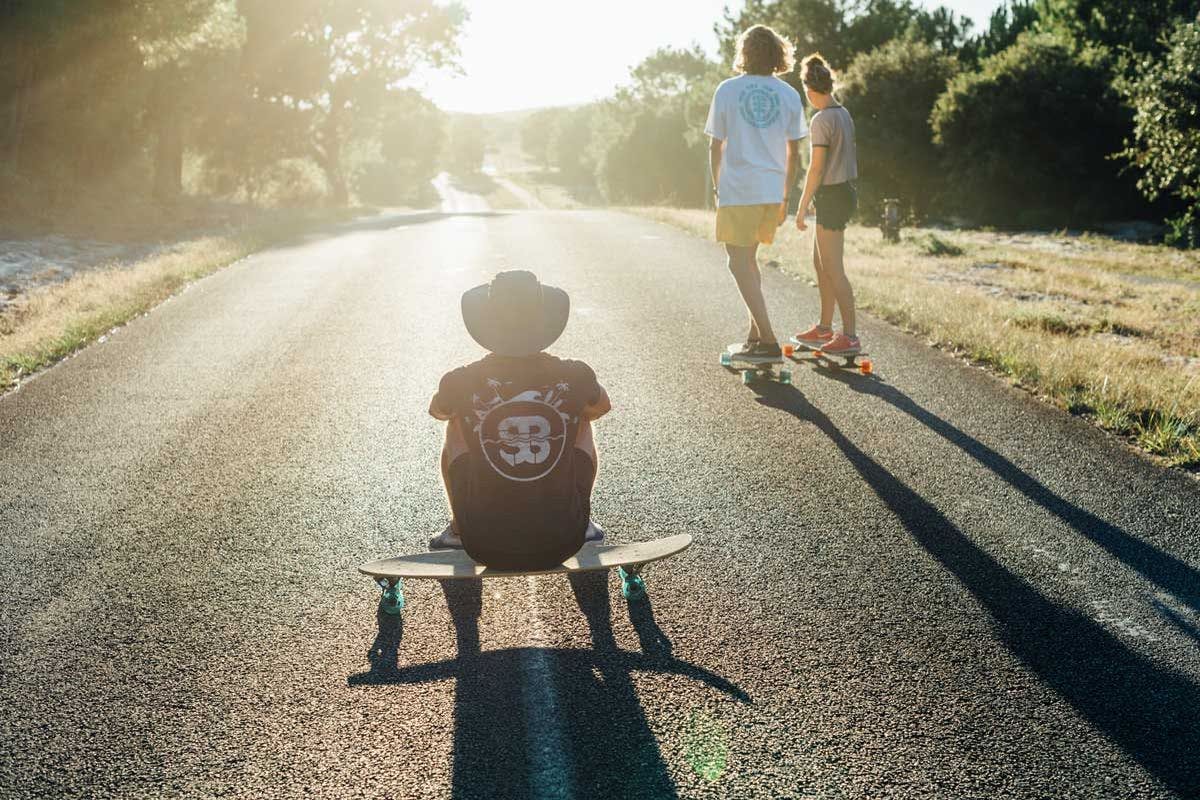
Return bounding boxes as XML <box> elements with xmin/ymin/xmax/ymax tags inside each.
<box><xmin>812</xmin><ymin>234</ymin><xmax>836</xmax><ymax>329</ymax></box>
<box><xmin>576</xmin><ymin>418</ymin><xmax>598</xmax><ymax>477</ymax></box>
<box><xmin>440</xmin><ymin>420</ymin><xmax>469</xmax><ymax>533</ymax></box>
<box><xmin>725</xmin><ymin>243</ymin><xmax>776</xmax><ymax>343</ymax></box>
<box><xmin>816</xmin><ymin>225</ymin><xmax>855</xmax><ymax>336</ymax></box>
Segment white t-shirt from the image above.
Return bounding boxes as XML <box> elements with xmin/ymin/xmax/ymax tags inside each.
<box><xmin>704</xmin><ymin>75</ymin><xmax>808</xmax><ymax>207</ymax></box>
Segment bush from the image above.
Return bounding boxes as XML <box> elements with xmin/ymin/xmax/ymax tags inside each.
<box><xmin>931</xmin><ymin>33</ymin><xmax>1145</xmax><ymax>227</ymax></box>
<box><xmin>840</xmin><ymin>37</ymin><xmax>960</xmax><ymax>219</ymax></box>
<box><xmin>1118</xmin><ymin>20</ymin><xmax>1200</xmax><ymax>248</ymax></box>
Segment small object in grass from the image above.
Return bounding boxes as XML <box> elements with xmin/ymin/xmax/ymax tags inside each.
<box><xmin>881</xmin><ymin>198</ymin><xmax>902</xmax><ymax>243</ymax></box>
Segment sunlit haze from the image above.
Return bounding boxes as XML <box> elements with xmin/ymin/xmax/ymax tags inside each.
<box><xmin>418</xmin><ymin>0</ymin><xmax>1006</xmax><ymax>113</ymax></box>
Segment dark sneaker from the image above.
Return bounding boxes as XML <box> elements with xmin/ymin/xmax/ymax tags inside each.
<box><xmin>742</xmin><ymin>341</ymin><xmax>783</xmax><ymax>362</ymax></box>
<box><xmin>429</xmin><ymin>523</ymin><xmax>463</xmax><ymax>550</ymax></box>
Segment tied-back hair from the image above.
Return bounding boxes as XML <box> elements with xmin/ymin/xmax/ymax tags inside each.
<box><xmin>734</xmin><ymin>24</ymin><xmax>795</xmax><ymax>76</ymax></box>
<box><xmin>800</xmin><ymin>53</ymin><xmax>835</xmax><ymax>94</ymax></box>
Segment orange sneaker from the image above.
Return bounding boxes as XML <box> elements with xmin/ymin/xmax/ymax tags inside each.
<box><xmin>793</xmin><ymin>324</ymin><xmax>833</xmax><ymax>348</ymax></box>
<box><xmin>820</xmin><ymin>333</ymin><xmax>861</xmax><ymax>356</ymax></box>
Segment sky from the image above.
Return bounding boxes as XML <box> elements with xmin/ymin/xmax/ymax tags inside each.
<box><xmin>415</xmin><ymin>0</ymin><xmax>1007</xmax><ymax>114</ymax></box>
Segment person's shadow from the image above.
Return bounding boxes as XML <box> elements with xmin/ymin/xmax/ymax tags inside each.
<box><xmin>752</xmin><ymin>380</ymin><xmax>1200</xmax><ymax>796</ymax></box>
<box><xmin>349</xmin><ymin>573</ymin><xmax>749</xmax><ymax>800</ymax></box>
<box><xmin>811</xmin><ymin>364</ymin><xmax>1200</xmax><ymax>613</ymax></box>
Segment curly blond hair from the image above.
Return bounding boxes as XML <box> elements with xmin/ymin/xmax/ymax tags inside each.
<box><xmin>734</xmin><ymin>25</ymin><xmax>795</xmax><ymax>76</ymax></box>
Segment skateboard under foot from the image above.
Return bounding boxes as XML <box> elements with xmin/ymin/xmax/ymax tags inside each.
<box><xmin>720</xmin><ymin>343</ymin><xmax>792</xmax><ymax>385</ymax></box>
<box><xmin>360</xmin><ymin>534</ymin><xmax>692</xmax><ymax>615</ymax></box>
<box><xmin>785</xmin><ymin>338</ymin><xmax>874</xmax><ymax>375</ymax></box>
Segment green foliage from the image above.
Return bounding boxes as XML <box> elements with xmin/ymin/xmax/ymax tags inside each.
<box><xmin>1037</xmin><ymin>0</ymin><xmax>1200</xmax><ymax>56</ymax></box>
<box><xmin>447</xmin><ymin>116</ymin><xmax>486</xmax><ymax>176</ymax></box>
<box><xmin>840</xmin><ymin>37</ymin><xmax>959</xmax><ymax>217</ymax></box>
<box><xmin>0</xmin><ymin>0</ymin><xmax>464</xmax><ymax>211</ymax></box>
<box><xmin>351</xmin><ymin>90</ymin><xmax>446</xmax><ymax>206</ymax></box>
<box><xmin>591</xmin><ymin>47</ymin><xmax>719</xmax><ymax>205</ymax></box>
<box><xmin>959</xmin><ymin>1</ymin><xmax>1040</xmax><ymax>63</ymax></box>
<box><xmin>717</xmin><ymin>0</ymin><xmax>973</xmax><ymax>77</ymax></box>
<box><xmin>931</xmin><ymin>33</ymin><xmax>1144</xmax><ymax>226</ymax></box>
<box><xmin>1118</xmin><ymin>20</ymin><xmax>1200</xmax><ymax>247</ymax></box>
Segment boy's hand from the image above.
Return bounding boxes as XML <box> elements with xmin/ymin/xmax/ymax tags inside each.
<box><xmin>582</xmin><ymin>385</ymin><xmax>611</xmax><ymax>421</ymax></box>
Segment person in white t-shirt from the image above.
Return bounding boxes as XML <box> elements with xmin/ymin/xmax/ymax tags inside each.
<box><xmin>705</xmin><ymin>24</ymin><xmax>808</xmax><ymax>361</ymax></box>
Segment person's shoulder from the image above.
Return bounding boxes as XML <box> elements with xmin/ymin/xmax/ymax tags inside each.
<box><xmin>773</xmin><ymin>76</ymin><xmax>802</xmax><ymax>99</ymax></box>
<box><xmin>544</xmin><ymin>354</ymin><xmax>598</xmax><ymax>380</ymax></box>
<box><xmin>439</xmin><ymin>356</ymin><xmax>488</xmax><ymax>387</ymax></box>
<box><xmin>714</xmin><ymin>75</ymin><xmax>744</xmax><ymax>95</ymax></box>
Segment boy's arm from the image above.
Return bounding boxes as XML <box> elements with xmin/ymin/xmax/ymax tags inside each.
<box><xmin>429</xmin><ymin>393</ymin><xmax>452</xmax><ymax>421</ymax></box>
<box><xmin>709</xmin><ymin>137</ymin><xmax>723</xmax><ymax>203</ymax></box>
<box><xmin>581</xmin><ymin>384</ymin><xmax>611</xmax><ymax>421</ymax></box>
<box><xmin>795</xmin><ymin>146</ymin><xmax>828</xmax><ymax>232</ymax></box>
<box><xmin>780</xmin><ymin>138</ymin><xmax>802</xmax><ymax>224</ymax></box>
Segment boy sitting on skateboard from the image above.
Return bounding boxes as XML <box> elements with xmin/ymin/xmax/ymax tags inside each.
<box><xmin>427</xmin><ymin>270</ymin><xmax>611</xmax><ymax>570</ymax></box>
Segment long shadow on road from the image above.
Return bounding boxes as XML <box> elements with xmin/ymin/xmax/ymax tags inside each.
<box><xmin>754</xmin><ymin>380</ymin><xmax>1200</xmax><ymax>796</ymax></box>
<box><xmin>349</xmin><ymin>574</ymin><xmax>749</xmax><ymax>800</ymax></box>
<box><xmin>809</xmin><ymin>365</ymin><xmax>1200</xmax><ymax>613</ymax></box>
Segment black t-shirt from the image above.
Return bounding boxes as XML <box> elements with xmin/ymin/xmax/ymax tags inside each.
<box><xmin>433</xmin><ymin>353</ymin><xmax>602</xmax><ymax>552</ymax></box>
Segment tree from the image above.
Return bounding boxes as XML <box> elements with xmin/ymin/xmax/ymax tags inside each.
<box><xmin>590</xmin><ymin>47</ymin><xmax>720</xmax><ymax>205</ymax></box>
<box><xmin>1038</xmin><ymin>0</ymin><xmax>1200</xmax><ymax>56</ymax></box>
<box><xmin>236</xmin><ymin>0</ymin><xmax>465</xmax><ymax>205</ymax></box>
<box><xmin>1118</xmin><ymin>20</ymin><xmax>1200</xmax><ymax>246</ymax></box>
<box><xmin>716</xmin><ymin>0</ymin><xmax>974</xmax><ymax>79</ymax></box>
<box><xmin>447</xmin><ymin>115</ymin><xmax>485</xmax><ymax>176</ymax></box>
<box><xmin>961</xmin><ymin>1</ymin><xmax>1040</xmax><ymax>63</ymax></box>
<box><xmin>931</xmin><ymin>32</ymin><xmax>1144</xmax><ymax>226</ymax></box>
<box><xmin>520</xmin><ymin>108</ymin><xmax>564</xmax><ymax>170</ymax></box>
<box><xmin>839</xmin><ymin>36</ymin><xmax>959</xmax><ymax>217</ymax></box>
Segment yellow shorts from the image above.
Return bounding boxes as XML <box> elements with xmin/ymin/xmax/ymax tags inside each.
<box><xmin>715</xmin><ymin>203</ymin><xmax>781</xmax><ymax>247</ymax></box>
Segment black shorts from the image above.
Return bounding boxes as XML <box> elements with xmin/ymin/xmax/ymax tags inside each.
<box><xmin>447</xmin><ymin>449</ymin><xmax>595</xmax><ymax>571</ymax></box>
<box><xmin>814</xmin><ymin>181</ymin><xmax>857</xmax><ymax>231</ymax></box>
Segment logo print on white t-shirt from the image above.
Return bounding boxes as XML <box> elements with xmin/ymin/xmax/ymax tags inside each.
<box><xmin>739</xmin><ymin>85</ymin><xmax>781</xmax><ymax>129</ymax></box>
<box><xmin>472</xmin><ymin>382</ymin><xmax>572</xmax><ymax>482</ymax></box>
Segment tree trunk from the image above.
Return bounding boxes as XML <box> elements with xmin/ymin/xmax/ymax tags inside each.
<box><xmin>151</xmin><ymin>66</ymin><xmax>183</xmax><ymax>201</ymax></box>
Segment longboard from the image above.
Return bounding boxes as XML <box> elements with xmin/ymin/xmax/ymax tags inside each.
<box><xmin>785</xmin><ymin>338</ymin><xmax>874</xmax><ymax>375</ymax></box>
<box><xmin>719</xmin><ymin>342</ymin><xmax>792</xmax><ymax>385</ymax></box>
<box><xmin>359</xmin><ymin>533</ymin><xmax>692</xmax><ymax>614</ymax></box>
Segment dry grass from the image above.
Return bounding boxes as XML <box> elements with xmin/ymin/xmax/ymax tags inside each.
<box><xmin>628</xmin><ymin>206</ymin><xmax>1200</xmax><ymax>469</ymax></box>
<box><xmin>0</xmin><ymin>210</ymin><xmax>343</xmax><ymax>393</ymax></box>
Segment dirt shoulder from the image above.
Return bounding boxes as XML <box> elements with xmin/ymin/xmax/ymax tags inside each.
<box><xmin>0</xmin><ymin>204</ymin><xmax>358</xmax><ymax>395</ymax></box>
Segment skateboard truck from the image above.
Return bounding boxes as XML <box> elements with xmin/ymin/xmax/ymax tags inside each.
<box><xmin>376</xmin><ymin>577</ymin><xmax>405</xmax><ymax>615</ymax></box>
<box><xmin>617</xmin><ymin>565</ymin><xmax>646</xmax><ymax>600</ymax></box>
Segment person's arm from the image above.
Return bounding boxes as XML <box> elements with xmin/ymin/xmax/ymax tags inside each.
<box><xmin>428</xmin><ymin>393</ymin><xmax>452</xmax><ymax>421</ymax></box>
<box><xmin>709</xmin><ymin>137</ymin><xmax>723</xmax><ymax>205</ymax></box>
<box><xmin>581</xmin><ymin>384</ymin><xmax>611</xmax><ymax>421</ymax></box>
<box><xmin>780</xmin><ymin>138</ymin><xmax>802</xmax><ymax>225</ymax></box>
<box><xmin>795</xmin><ymin>146</ymin><xmax>828</xmax><ymax>232</ymax></box>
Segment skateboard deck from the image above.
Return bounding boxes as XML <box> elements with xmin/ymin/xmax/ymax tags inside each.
<box><xmin>785</xmin><ymin>338</ymin><xmax>874</xmax><ymax>375</ymax></box>
<box><xmin>360</xmin><ymin>534</ymin><xmax>692</xmax><ymax>614</ymax></box>
<box><xmin>720</xmin><ymin>343</ymin><xmax>792</xmax><ymax>385</ymax></box>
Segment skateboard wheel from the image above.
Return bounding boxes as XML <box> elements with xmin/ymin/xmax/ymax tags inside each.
<box><xmin>782</xmin><ymin>344</ymin><xmax>795</xmax><ymax>357</ymax></box>
<box><xmin>861</xmin><ymin>359</ymin><xmax>873</xmax><ymax>375</ymax></box>
<box><xmin>618</xmin><ymin>567</ymin><xmax>647</xmax><ymax>601</ymax></box>
<box><xmin>719</xmin><ymin>353</ymin><xmax>732</xmax><ymax>367</ymax></box>
<box><xmin>741</xmin><ymin>369</ymin><xmax>754</xmax><ymax>385</ymax></box>
<box><xmin>379</xmin><ymin>581</ymin><xmax>405</xmax><ymax>615</ymax></box>
<box><xmin>779</xmin><ymin>369</ymin><xmax>792</xmax><ymax>385</ymax></box>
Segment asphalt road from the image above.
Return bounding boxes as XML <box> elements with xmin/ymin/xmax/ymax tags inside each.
<box><xmin>1</xmin><ymin>207</ymin><xmax>1199</xmax><ymax>799</ymax></box>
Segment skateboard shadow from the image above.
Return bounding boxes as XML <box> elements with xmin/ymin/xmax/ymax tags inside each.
<box><xmin>817</xmin><ymin>367</ymin><xmax>1200</xmax><ymax>613</ymax></box>
<box><xmin>751</xmin><ymin>381</ymin><xmax>1200</xmax><ymax>796</ymax></box>
<box><xmin>349</xmin><ymin>575</ymin><xmax>748</xmax><ymax>800</ymax></box>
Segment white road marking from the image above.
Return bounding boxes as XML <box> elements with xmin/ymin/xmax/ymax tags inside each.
<box><xmin>520</xmin><ymin>576</ymin><xmax>573</xmax><ymax>800</ymax></box>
